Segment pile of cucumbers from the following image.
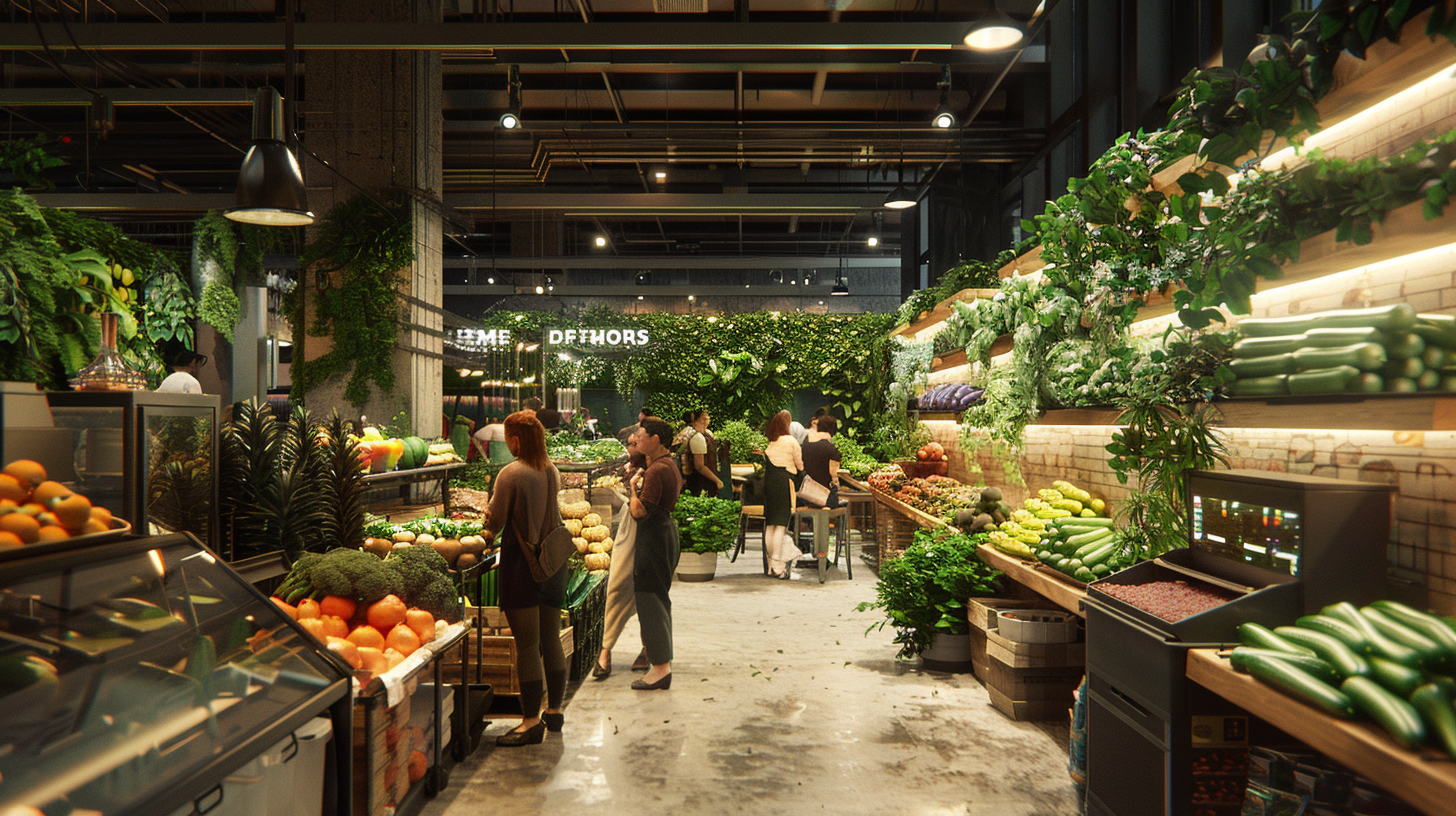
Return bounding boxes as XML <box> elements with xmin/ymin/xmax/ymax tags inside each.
<box><xmin>1234</xmin><ymin>601</ymin><xmax>1456</xmax><ymax>755</ymax></box>
<box><xmin>1228</xmin><ymin>304</ymin><xmax>1456</xmax><ymax>397</ymax></box>
<box><xmin>1031</xmin><ymin>517</ymin><xmax>1132</xmax><ymax>584</ymax></box>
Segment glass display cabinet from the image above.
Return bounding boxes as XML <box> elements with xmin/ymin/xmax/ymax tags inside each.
<box><xmin>45</xmin><ymin>391</ymin><xmax>221</xmax><ymax>554</ymax></box>
<box><xmin>0</xmin><ymin>533</ymin><xmax>353</xmax><ymax>816</ymax></box>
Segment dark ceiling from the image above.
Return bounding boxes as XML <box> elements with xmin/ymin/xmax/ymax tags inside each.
<box><xmin>0</xmin><ymin>0</ymin><xmax>1051</xmax><ymax>262</ymax></box>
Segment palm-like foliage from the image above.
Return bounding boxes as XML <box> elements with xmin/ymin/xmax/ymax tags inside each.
<box><xmin>325</xmin><ymin>411</ymin><xmax>369</xmax><ymax>551</ymax></box>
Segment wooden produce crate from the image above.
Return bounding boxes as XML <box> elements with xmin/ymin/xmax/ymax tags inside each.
<box><xmin>984</xmin><ymin>629</ymin><xmax>1085</xmax><ymax>669</ymax></box>
<box><xmin>968</xmin><ymin>597</ymin><xmax>1052</xmax><ymax>631</ymax></box>
<box><xmin>987</xmin><ymin>685</ymin><xmax>1073</xmax><ymax>722</ymax></box>
<box><xmin>869</xmin><ymin>507</ymin><xmax>918</xmax><ymax>568</ymax></box>
<box><xmin>440</xmin><ymin>626</ymin><xmax>574</xmax><ymax>697</ymax></box>
<box><xmin>353</xmin><ymin>675</ymin><xmax>439</xmax><ymax>816</ymax></box>
<box><xmin>982</xmin><ymin>655</ymin><xmax>1083</xmax><ymax>702</ymax></box>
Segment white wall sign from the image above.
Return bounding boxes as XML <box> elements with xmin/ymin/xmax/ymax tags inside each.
<box><xmin>547</xmin><ymin>328</ymin><xmax>650</xmax><ymax>346</ymax></box>
<box><xmin>455</xmin><ymin>328</ymin><xmax>513</xmax><ymax>347</ymax></box>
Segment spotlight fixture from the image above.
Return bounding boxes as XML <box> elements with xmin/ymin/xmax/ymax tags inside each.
<box><xmin>499</xmin><ymin>65</ymin><xmax>523</xmax><ymax>129</ymax></box>
<box><xmin>831</xmin><ymin>278</ymin><xmax>850</xmax><ymax>296</ymax></box>
<box><xmin>963</xmin><ymin>1</ymin><xmax>1024</xmax><ymax>51</ymax></box>
<box><xmin>226</xmin><ymin>87</ymin><xmax>314</xmax><ymax>226</ymax></box>
<box><xmin>867</xmin><ymin>236</ymin><xmax>880</xmax><ymax>247</ymax></box>
<box><xmin>487</xmin><ymin>277</ymin><xmax>495</xmax><ymax>284</ymax></box>
<box><xmin>687</xmin><ymin>294</ymin><xmax>696</xmax><ymax>302</ymax></box>
<box><xmin>884</xmin><ymin>181</ymin><xmax>918</xmax><ymax>209</ymax></box>
<box><xmin>636</xmin><ymin>271</ymin><xmax>653</xmax><ymax>285</ymax></box>
<box><xmin>638</xmin><ymin>295</ymin><xmax>644</xmax><ymax>300</ymax></box>
<box><xmin>535</xmin><ymin>285</ymin><xmax>545</xmax><ymax>294</ymax></box>
<box><xmin>931</xmin><ymin>66</ymin><xmax>956</xmax><ymax>129</ymax></box>
<box><xmin>595</xmin><ymin>236</ymin><xmax>607</xmax><ymax>247</ymax></box>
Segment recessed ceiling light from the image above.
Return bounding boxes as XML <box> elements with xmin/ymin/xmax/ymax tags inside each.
<box><xmin>867</xmin><ymin>236</ymin><xmax>879</xmax><ymax>247</ymax></box>
<box><xmin>595</xmin><ymin>236</ymin><xmax>607</xmax><ymax>247</ymax></box>
<box><xmin>655</xmin><ymin>171</ymin><xmax>667</xmax><ymax>180</ymax></box>
<box><xmin>535</xmin><ymin>285</ymin><xmax>544</xmax><ymax>294</ymax></box>
<box><xmin>487</xmin><ymin>277</ymin><xmax>495</xmax><ymax>284</ymax></box>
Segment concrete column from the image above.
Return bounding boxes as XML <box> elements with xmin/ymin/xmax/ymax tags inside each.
<box><xmin>298</xmin><ymin>0</ymin><xmax>443</xmax><ymax>436</ymax></box>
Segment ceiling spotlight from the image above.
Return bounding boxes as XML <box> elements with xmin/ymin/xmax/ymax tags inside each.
<box><xmin>867</xmin><ymin>236</ymin><xmax>880</xmax><ymax>247</ymax></box>
<box><xmin>487</xmin><ymin>277</ymin><xmax>495</xmax><ymax>284</ymax></box>
<box><xmin>499</xmin><ymin>64</ymin><xmax>523</xmax><ymax>129</ymax></box>
<box><xmin>687</xmin><ymin>294</ymin><xmax>696</xmax><ymax>302</ymax></box>
<box><xmin>963</xmin><ymin>1</ymin><xmax>1024</xmax><ymax>51</ymax></box>
<box><xmin>655</xmin><ymin>170</ymin><xmax>667</xmax><ymax>181</ymax></box>
<box><xmin>524</xmin><ymin>343</ymin><xmax>540</xmax><ymax>352</ymax></box>
<box><xmin>595</xmin><ymin>236</ymin><xmax>607</xmax><ymax>247</ymax></box>
<box><xmin>470</xmin><ymin>370</ymin><xmax>484</xmax><ymax>377</ymax></box>
<box><xmin>499</xmin><ymin>111</ymin><xmax>520</xmax><ymax>129</ymax></box>
<box><xmin>638</xmin><ymin>295</ymin><xmax>644</xmax><ymax>300</ymax></box>
<box><xmin>226</xmin><ymin>87</ymin><xmax>314</xmax><ymax>226</ymax></box>
<box><xmin>547</xmin><ymin>285</ymin><xmax>554</xmax><ymax>292</ymax></box>
<box><xmin>932</xmin><ymin>109</ymin><xmax>956</xmax><ymax>129</ymax></box>
<box><xmin>931</xmin><ymin>66</ymin><xmax>956</xmax><ymax>129</ymax></box>
<box><xmin>535</xmin><ymin>285</ymin><xmax>545</xmax><ymax>294</ymax></box>
<box><xmin>457</xmin><ymin>368</ymin><xmax>471</xmax><ymax>376</ymax></box>
<box><xmin>884</xmin><ymin>182</ymin><xmax>918</xmax><ymax>210</ymax></box>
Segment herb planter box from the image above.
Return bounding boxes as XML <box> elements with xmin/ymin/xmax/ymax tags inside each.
<box><xmin>996</xmin><ymin>609</ymin><xmax>1080</xmax><ymax>643</ymax></box>
<box><xmin>920</xmin><ymin>632</ymin><xmax>974</xmax><ymax>673</ymax></box>
<box><xmin>675</xmin><ymin>551</ymin><xmax>719</xmax><ymax>582</ymax></box>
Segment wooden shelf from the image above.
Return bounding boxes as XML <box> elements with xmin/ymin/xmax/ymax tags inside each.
<box><xmin>929</xmin><ymin>335</ymin><xmax>1014</xmax><ymax>373</ymax></box>
<box><xmin>866</xmin><ymin>486</ymin><xmax>955</xmax><ymax>532</ymax></box>
<box><xmin>1315</xmin><ymin>1</ymin><xmax>1456</xmax><ymax>132</ymax></box>
<box><xmin>997</xmin><ymin>245</ymin><xmax>1045</xmax><ymax>279</ymax></box>
<box><xmin>1188</xmin><ymin>648</ymin><xmax>1456</xmax><ymax>816</ymax></box>
<box><xmin>1035</xmin><ymin>407</ymin><xmax>1124</xmax><ymax>426</ymax></box>
<box><xmin>977</xmin><ymin>544</ymin><xmax>1087</xmax><ymax>617</ymax></box>
<box><xmin>1028</xmin><ymin>395</ymin><xmax>1456</xmax><ymax>432</ymax></box>
<box><xmin>889</xmin><ymin>288</ymin><xmax>1001</xmax><ymax>340</ymax></box>
<box><xmin>918</xmin><ymin>412</ymin><xmax>962</xmax><ymax>422</ymax></box>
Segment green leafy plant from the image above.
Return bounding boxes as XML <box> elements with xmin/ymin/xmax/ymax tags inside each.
<box><xmin>856</xmin><ymin>528</ymin><xmax>1002</xmax><ymax>659</ymax></box>
<box><xmin>672</xmin><ymin>495</ymin><xmax>742</xmax><ymax>554</ymax></box>
<box><xmin>288</xmin><ymin>192</ymin><xmax>415</xmax><ymax>408</ymax></box>
<box><xmin>0</xmin><ymin>137</ymin><xmax>64</xmax><ymax>189</ymax></box>
<box><xmin>715</xmin><ymin>420</ymin><xmax>768</xmax><ymax>464</ymax></box>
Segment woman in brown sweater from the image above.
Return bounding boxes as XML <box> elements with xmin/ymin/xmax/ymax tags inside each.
<box><xmin>485</xmin><ymin>411</ymin><xmax>570</xmax><ymax>746</ymax></box>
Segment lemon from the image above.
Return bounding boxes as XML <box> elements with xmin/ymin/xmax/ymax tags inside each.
<box><xmin>121</xmin><ymin>268</ymin><xmax>134</xmax><ymax>286</ymax></box>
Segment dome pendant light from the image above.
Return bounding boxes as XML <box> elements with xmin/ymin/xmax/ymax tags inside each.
<box><xmin>884</xmin><ymin>163</ymin><xmax>918</xmax><ymax>209</ymax></box>
<box><xmin>963</xmin><ymin>1</ymin><xmax>1024</xmax><ymax>51</ymax></box>
<box><xmin>226</xmin><ymin>87</ymin><xmax>314</xmax><ymax>226</ymax></box>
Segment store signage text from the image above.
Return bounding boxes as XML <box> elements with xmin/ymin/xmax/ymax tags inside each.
<box><xmin>456</xmin><ymin>328</ymin><xmax>513</xmax><ymax>347</ymax></box>
<box><xmin>547</xmin><ymin>328</ymin><xmax>650</xmax><ymax>346</ymax></box>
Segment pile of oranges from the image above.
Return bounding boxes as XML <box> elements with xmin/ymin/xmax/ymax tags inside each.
<box><xmin>0</xmin><ymin>459</ymin><xmax>116</xmax><ymax>550</ymax></box>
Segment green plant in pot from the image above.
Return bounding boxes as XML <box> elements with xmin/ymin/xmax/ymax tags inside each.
<box><xmin>857</xmin><ymin>528</ymin><xmax>1002</xmax><ymax>660</ymax></box>
<box><xmin>673</xmin><ymin>495</ymin><xmax>741</xmax><ymax>555</ymax></box>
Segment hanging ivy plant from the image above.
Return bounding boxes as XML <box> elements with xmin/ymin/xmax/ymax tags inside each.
<box><xmin>0</xmin><ymin>137</ymin><xmax>63</xmax><ymax>190</ymax></box>
<box><xmin>288</xmin><ymin>192</ymin><xmax>415</xmax><ymax>408</ymax></box>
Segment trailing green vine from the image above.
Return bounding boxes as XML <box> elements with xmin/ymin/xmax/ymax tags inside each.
<box><xmin>0</xmin><ymin>137</ymin><xmax>63</xmax><ymax>189</ymax></box>
<box><xmin>287</xmin><ymin>192</ymin><xmax>415</xmax><ymax>408</ymax></box>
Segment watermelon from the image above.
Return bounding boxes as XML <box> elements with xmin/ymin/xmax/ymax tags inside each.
<box><xmin>399</xmin><ymin>436</ymin><xmax>428</xmax><ymax>469</ymax></box>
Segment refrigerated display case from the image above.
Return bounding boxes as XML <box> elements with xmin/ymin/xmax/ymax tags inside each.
<box><xmin>45</xmin><ymin>391</ymin><xmax>221</xmax><ymax>554</ymax></box>
<box><xmin>0</xmin><ymin>532</ymin><xmax>353</xmax><ymax>816</ymax></box>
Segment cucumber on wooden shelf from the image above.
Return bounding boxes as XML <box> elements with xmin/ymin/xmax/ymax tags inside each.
<box><xmin>1225</xmin><ymin>305</ymin><xmax>1456</xmax><ymax>397</ymax></box>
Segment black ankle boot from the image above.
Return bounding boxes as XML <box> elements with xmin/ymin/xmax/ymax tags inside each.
<box><xmin>496</xmin><ymin>721</ymin><xmax>545</xmax><ymax>746</ymax></box>
<box><xmin>543</xmin><ymin>712</ymin><xmax>564</xmax><ymax>732</ymax></box>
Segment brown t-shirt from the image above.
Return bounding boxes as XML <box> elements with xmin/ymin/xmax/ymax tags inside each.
<box><xmin>640</xmin><ymin>454</ymin><xmax>683</xmax><ymax>513</ymax></box>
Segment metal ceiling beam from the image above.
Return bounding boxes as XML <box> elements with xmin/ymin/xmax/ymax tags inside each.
<box><xmin>0</xmin><ymin>22</ymin><xmax>984</xmax><ymax>50</ymax></box>
<box><xmin>449</xmin><ymin>192</ymin><xmax>886</xmax><ymax>214</ymax></box>
<box><xmin>0</xmin><ymin>89</ymin><xmax>254</xmax><ymax>106</ymax></box>
<box><xmin>442</xmin><ymin>255</ymin><xmax>898</xmax><ymax>268</ymax></box>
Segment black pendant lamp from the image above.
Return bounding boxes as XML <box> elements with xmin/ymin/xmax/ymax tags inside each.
<box><xmin>884</xmin><ymin>163</ymin><xmax>918</xmax><ymax>210</ymax></box>
<box><xmin>963</xmin><ymin>1</ymin><xmax>1025</xmax><ymax>51</ymax></box>
<box><xmin>226</xmin><ymin>87</ymin><xmax>314</xmax><ymax>226</ymax></box>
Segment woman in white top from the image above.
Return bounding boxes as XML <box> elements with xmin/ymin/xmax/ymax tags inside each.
<box><xmin>471</xmin><ymin>419</ymin><xmax>513</xmax><ymax>464</ymax></box>
<box><xmin>156</xmin><ymin>349</ymin><xmax>206</xmax><ymax>394</ymax></box>
<box><xmin>762</xmin><ymin>410</ymin><xmax>805</xmax><ymax>578</ymax></box>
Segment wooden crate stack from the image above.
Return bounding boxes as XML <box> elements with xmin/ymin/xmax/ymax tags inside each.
<box><xmin>969</xmin><ymin>598</ymin><xmax>1085</xmax><ymax>721</ymax></box>
<box><xmin>353</xmin><ymin>679</ymin><xmax>435</xmax><ymax>816</ymax></box>
<box><xmin>441</xmin><ymin>605</ymin><xmax>574</xmax><ymax>696</ymax></box>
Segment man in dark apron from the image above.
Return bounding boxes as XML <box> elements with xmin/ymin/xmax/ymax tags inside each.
<box><xmin>630</xmin><ymin>416</ymin><xmax>682</xmax><ymax>691</ymax></box>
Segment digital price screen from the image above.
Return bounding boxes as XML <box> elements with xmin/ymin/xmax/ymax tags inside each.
<box><xmin>1191</xmin><ymin>493</ymin><xmax>1303</xmax><ymax>576</ymax></box>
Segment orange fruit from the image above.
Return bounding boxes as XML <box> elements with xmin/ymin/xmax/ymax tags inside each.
<box><xmin>269</xmin><ymin>597</ymin><xmax>298</xmax><ymax>619</ymax></box>
<box><xmin>0</xmin><ymin>474</ymin><xmax>28</xmax><ymax>504</ymax></box>
<box><xmin>325</xmin><ymin>636</ymin><xmax>363</xmax><ymax>670</ymax></box>
<box><xmin>296</xmin><ymin>616</ymin><xmax>327</xmax><ymax>641</ymax></box>
<box><xmin>0</xmin><ymin>498</ymin><xmax>16</xmax><ymax>512</ymax></box>
<box><xmin>51</xmin><ymin>494</ymin><xmax>91</xmax><ymax>530</ymax></box>
<box><xmin>385</xmin><ymin>623</ymin><xmax>421</xmax><ymax>657</ymax></box>
<box><xmin>17</xmin><ymin>503</ymin><xmax>44</xmax><ymax>517</ymax></box>
<box><xmin>0</xmin><ymin>513</ymin><xmax>40</xmax><ymax>544</ymax></box>
<box><xmin>346</xmin><ymin>625</ymin><xmax>385</xmax><ymax>650</ymax></box>
<box><xmin>404</xmin><ymin>609</ymin><xmax>435</xmax><ymax>643</ymax></box>
<box><xmin>89</xmin><ymin>505</ymin><xmax>113</xmax><ymax>526</ymax></box>
<box><xmin>366</xmin><ymin>594</ymin><xmax>408</xmax><ymax>631</ymax></box>
<box><xmin>34</xmin><ymin>511</ymin><xmax>59</xmax><ymax>528</ymax></box>
<box><xmin>31</xmin><ymin>481</ymin><xmax>71</xmax><ymax>508</ymax></box>
<box><xmin>35</xmin><ymin>525</ymin><xmax>71</xmax><ymax>543</ymax></box>
<box><xmin>320</xmin><ymin>615</ymin><xmax>349</xmax><ymax>639</ymax></box>
<box><xmin>0</xmin><ymin>530</ymin><xmax>24</xmax><ymax>550</ymax></box>
<box><xmin>356</xmin><ymin>646</ymin><xmax>388</xmax><ymax>674</ymax></box>
<box><xmin>319</xmin><ymin>595</ymin><xmax>357</xmax><ymax>620</ymax></box>
<box><xmin>295</xmin><ymin>598</ymin><xmax>321</xmax><ymax>619</ymax></box>
<box><xmin>80</xmin><ymin>518</ymin><xmax>110</xmax><ymax>535</ymax></box>
<box><xmin>3</xmin><ymin>460</ymin><xmax>46</xmax><ymax>491</ymax></box>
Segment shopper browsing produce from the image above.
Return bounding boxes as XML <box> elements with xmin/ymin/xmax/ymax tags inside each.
<box><xmin>484</xmin><ymin>411</ymin><xmax>570</xmax><ymax>745</ymax></box>
<box><xmin>805</xmin><ymin>406</ymin><xmax>832</xmax><ymax>443</ymax></box>
<box><xmin>762</xmin><ymin>409</ymin><xmax>805</xmax><ymax>578</ymax></box>
<box><xmin>155</xmin><ymin>347</ymin><xmax>206</xmax><ymax>394</ymax></box>
<box><xmin>800</xmin><ymin>416</ymin><xmax>844</xmax><ymax>508</ymax></box>
<box><xmin>595</xmin><ymin>430</ymin><xmax>648</xmax><ymax>680</ymax></box>
<box><xmin>679</xmin><ymin>409</ymin><xmax>724</xmax><ymax>497</ymax></box>
<box><xmin>631</xmin><ymin>417</ymin><xmax>682</xmax><ymax>691</ymax></box>
<box><xmin>617</xmin><ymin>406</ymin><xmax>653</xmax><ymax>445</ymax></box>
<box><xmin>470</xmin><ymin>417</ymin><xmax>513</xmax><ymax>465</ymax></box>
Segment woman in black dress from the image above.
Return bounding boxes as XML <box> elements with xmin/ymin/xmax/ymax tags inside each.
<box><xmin>762</xmin><ymin>410</ymin><xmax>804</xmax><ymax>578</ymax></box>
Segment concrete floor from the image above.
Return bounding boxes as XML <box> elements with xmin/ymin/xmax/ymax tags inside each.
<box><xmin>421</xmin><ymin>549</ymin><xmax>1079</xmax><ymax>816</ymax></box>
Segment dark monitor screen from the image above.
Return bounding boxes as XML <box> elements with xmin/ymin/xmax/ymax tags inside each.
<box><xmin>1190</xmin><ymin>493</ymin><xmax>1303</xmax><ymax>577</ymax></box>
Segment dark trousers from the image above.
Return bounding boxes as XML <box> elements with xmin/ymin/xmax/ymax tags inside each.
<box><xmin>635</xmin><ymin>590</ymin><xmax>673</xmax><ymax>665</ymax></box>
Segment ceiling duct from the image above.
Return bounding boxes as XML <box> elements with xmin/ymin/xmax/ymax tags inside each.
<box><xmin>653</xmin><ymin>0</ymin><xmax>710</xmax><ymax>12</ymax></box>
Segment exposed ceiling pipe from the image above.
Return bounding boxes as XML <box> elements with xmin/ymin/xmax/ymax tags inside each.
<box><xmin>787</xmin><ymin>215</ymin><xmax>800</xmax><ymax>233</ymax></box>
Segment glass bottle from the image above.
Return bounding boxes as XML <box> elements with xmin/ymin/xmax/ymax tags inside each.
<box><xmin>71</xmin><ymin>312</ymin><xmax>146</xmax><ymax>391</ymax></box>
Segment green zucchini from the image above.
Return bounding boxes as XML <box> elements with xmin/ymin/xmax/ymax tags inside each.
<box><xmin>1238</xmin><ymin>622</ymin><xmax>1315</xmax><ymax>656</ymax></box>
<box><xmin>1303</xmin><ymin>327</ymin><xmax>1388</xmax><ymax>348</ymax></box>
<box><xmin>1056</xmin><ymin>524</ymin><xmax>1108</xmax><ymax>537</ymax></box>
<box><xmin>1384</xmin><ymin>331</ymin><xmax>1427</xmax><ymax>360</ymax></box>
<box><xmin>1230</xmin><ymin>375</ymin><xmax>1289</xmax><ymax>397</ymax></box>
<box><xmin>1073</xmin><ymin>567</ymin><xmax>1095</xmax><ymax>582</ymax></box>
<box><xmin>1367</xmin><ymin>656</ymin><xmax>1427</xmax><ymax>697</ymax></box>
<box><xmin>1274</xmin><ymin>626</ymin><xmax>1372</xmax><ymax>678</ymax></box>
<box><xmin>1419</xmin><ymin>370</ymin><xmax>1442</xmax><ymax>391</ymax></box>
<box><xmin>1425</xmin><ymin>346</ymin><xmax>1452</xmax><ymax>370</ymax></box>
<box><xmin>1362</xmin><ymin>607</ymin><xmax>1445</xmax><ymax>657</ymax></box>
<box><xmin>1074</xmin><ymin>536</ymin><xmax>1118</xmax><ymax>561</ymax></box>
<box><xmin>1410</xmin><ymin>683</ymin><xmax>1456</xmax><ymax>758</ymax></box>
<box><xmin>1342</xmin><ymin>676</ymin><xmax>1427</xmax><ymax>747</ymax></box>
<box><xmin>1297</xmin><ymin>614</ymin><xmax>1374</xmax><ymax>655</ymax></box>
<box><xmin>1231</xmin><ymin>334</ymin><xmax>1309</xmax><ymax>358</ymax></box>
<box><xmin>1239</xmin><ymin>652</ymin><xmax>1358</xmax><ymax>719</ymax></box>
<box><xmin>1055</xmin><ymin>558</ymin><xmax>1072</xmax><ymax>571</ymax></box>
<box><xmin>1230</xmin><ymin>647</ymin><xmax>1342</xmax><ymax>686</ymax></box>
<box><xmin>1090</xmin><ymin>563</ymin><xmax>1111</xmax><ymax>578</ymax></box>
<box><xmin>1287</xmin><ymin>366</ymin><xmax>1359</xmax><ymax>395</ymax></box>
<box><xmin>1081</xmin><ymin>541</ymin><xmax>1121</xmax><ymax>567</ymax></box>
<box><xmin>1381</xmin><ymin>357</ymin><xmax>1426</xmax><ymax>379</ymax></box>
<box><xmin>1053</xmin><ymin>516</ymin><xmax>1113</xmax><ymax>528</ymax></box>
<box><xmin>1414</xmin><ymin>314</ymin><xmax>1456</xmax><ymax>350</ymax></box>
<box><xmin>1229</xmin><ymin>354</ymin><xmax>1296</xmax><ymax>378</ymax></box>
<box><xmin>1387</xmin><ymin>377</ymin><xmax>1420</xmax><ymax>393</ymax></box>
<box><xmin>1240</xmin><ymin>304</ymin><xmax>1417</xmax><ymax>337</ymax></box>
<box><xmin>1292</xmin><ymin>342</ymin><xmax>1387</xmax><ymax>372</ymax></box>
<box><xmin>1347</xmin><ymin>372</ymin><xmax>1385</xmax><ymax>393</ymax></box>
<box><xmin>1066</xmin><ymin>528</ymin><xmax>1114</xmax><ymax>549</ymax></box>
<box><xmin>1325</xmin><ymin>601</ymin><xmax>1424</xmax><ymax>666</ymax></box>
<box><xmin>1370</xmin><ymin>600</ymin><xmax>1456</xmax><ymax>654</ymax></box>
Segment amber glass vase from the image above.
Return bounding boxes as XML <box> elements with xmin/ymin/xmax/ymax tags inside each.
<box><xmin>71</xmin><ymin>313</ymin><xmax>146</xmax><ymax>391</ymax></box>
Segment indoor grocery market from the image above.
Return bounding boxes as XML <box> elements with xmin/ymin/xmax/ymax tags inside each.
<box><xmin>4</xmin><ymin>2</ymin><xmax>1456</xmax><ymax>815</ymax></box>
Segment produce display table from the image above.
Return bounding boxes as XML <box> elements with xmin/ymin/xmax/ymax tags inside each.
<box><xmin>361</xmin><ymin>463</ymin><xmax>466</xmax><ymax>516</ymax></box>
<box><xmin>567</xmin><ymin>572</ymin><xmax>608</xmax><ymax>681</ymax></box>
<box><xmin>554</xmin><ymin>458</ymin><xmax>627</xmax><ymax>505</ymax></box>
<box><xmin>1186</xmin><ymin>648</ymin><xmax>1456</xmax><ymax>816</ymax></box>
<box><xmin>975</xmin><ymin>544</ymin><xmax>1087</xmax><ymax>617</ymax></box>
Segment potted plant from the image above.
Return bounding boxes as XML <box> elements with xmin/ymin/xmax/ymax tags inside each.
<box><xmin>672</xmin><ymin>495</ymin><xmax>740</xmax><ymax>582</ymax></box>
<box><xmin>856</xmin><ymin>528</ymin><xmax>1002</xmax><ymax>670</ymax></box>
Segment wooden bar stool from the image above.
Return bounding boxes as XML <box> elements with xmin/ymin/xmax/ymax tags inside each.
<box><xmin>736</xmin><ymin>504</ymin><xmax>765</xmax><ymax>564</ymax></box>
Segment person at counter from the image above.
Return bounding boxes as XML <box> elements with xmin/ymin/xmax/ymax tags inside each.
<box><xmin>156</xmin><ymin>348</ymin><xmax>207</xmax><ymax>394</ymax></box>
<box><xmin>679</xmin><ymin>409</ymin><xmax>723</xmax><ymax>497</ymax></box>
<box><xmin>801</xmin><ymin>416</ymin><xmax>844</xmax><ymax>508</ymax></box>
<box><xmin>471</xmin><ymin>418</ymin><xmax>513</xmax><ymax>465</ymax></box>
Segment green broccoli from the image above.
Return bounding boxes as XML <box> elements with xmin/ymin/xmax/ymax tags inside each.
<box><xmin>385</xmin><ymin>545</ymin><xmax>460</xmax><ymax>622</ymax></box>
<box><xmin>276</xmin><ymin>551</ymin><xmax>322</xmax><ymax>604</ymax></box>
<box><xmin>304</xmin><ymin>548</ymin><xmax>395</xmax><ymax>606</ymax></box>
